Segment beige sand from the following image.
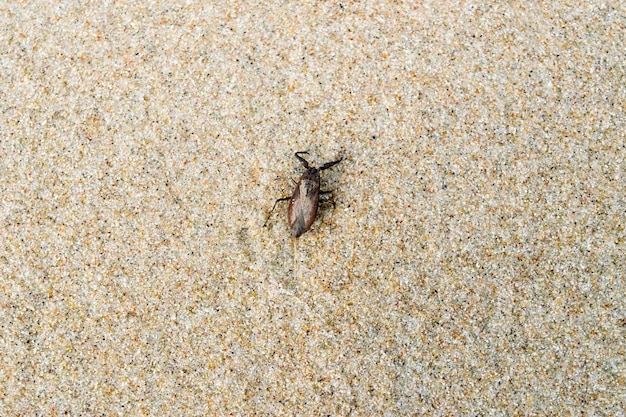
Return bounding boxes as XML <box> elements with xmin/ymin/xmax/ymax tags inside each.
<box><xmin>1</xmin><ymin>1</ymin><xmax>624</xmax><ymax>415</ymax></box>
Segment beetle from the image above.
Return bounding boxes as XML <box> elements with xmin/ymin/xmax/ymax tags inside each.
<box><xmin>264</xmin><ymin>151</ymin><xmax>343</xmax><ymax>237</ymax></box>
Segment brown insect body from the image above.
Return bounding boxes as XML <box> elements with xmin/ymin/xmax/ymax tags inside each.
<box><xmin>265</xmin><ymin>151</ymin><xmax>343</xmax><ymax>238</ymax></box>
<box><xmin>288</xmin><ymin>168</ymin><xmax>321</xmax><ymax>238</ymax></box>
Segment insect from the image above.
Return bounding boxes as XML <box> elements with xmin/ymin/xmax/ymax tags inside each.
<box><xmin>264</xmin><ymin>151</ymin><xmax>343</xmax><ymax>237</ymax></box>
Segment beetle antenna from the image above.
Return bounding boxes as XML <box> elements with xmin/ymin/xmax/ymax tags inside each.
<box><xmin>319</xmin><ymin>156</ymin><xmax>343</xmax><ymax>171</ymax></box>
<box><xmin>294</xmin><ymin>151</ymin><xmax>311</xmax><ymax>168</ymax></box>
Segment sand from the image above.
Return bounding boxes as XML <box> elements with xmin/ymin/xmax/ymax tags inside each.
<box><xmin>1</xmin><ymin>1</ymin><xmax>624</xmax><ymax>415</ymax></box>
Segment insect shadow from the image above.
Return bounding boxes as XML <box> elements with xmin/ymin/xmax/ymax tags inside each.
<box><xmin>264</xmin><ymin>151</ymin><xmax>343</xmax><ymax>238</ymax></box>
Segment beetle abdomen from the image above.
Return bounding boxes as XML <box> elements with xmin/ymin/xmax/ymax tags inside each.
<box><xmin>288</xmin><ymin>176</ymin><xmax>320</xmax><ymax>237</ymax></box>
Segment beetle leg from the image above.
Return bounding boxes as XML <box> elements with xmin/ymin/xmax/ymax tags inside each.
<box><xmin>319</xmin><ymin>191</ymin><xmax>335</xmax><ymax>207</ymax></box>
<box><xmin>263</xmin><ymin>196</ymin><xmax>291</xmax><ymax>227</ymax></box>
<box><xmin>317</xmin><ymin>193</ymin><xmax>337</xmax><ymax>226</ymax></box>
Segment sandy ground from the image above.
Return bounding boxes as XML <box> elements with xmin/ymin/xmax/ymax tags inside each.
<box><xmin>1</xmin><ymin>1</ymin><xmax>625</xmax><ymax>415</ymax></box>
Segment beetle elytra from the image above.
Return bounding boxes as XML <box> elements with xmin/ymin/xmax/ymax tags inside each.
<box><xmin>264</xmin><ymin>151</ymin><xmax>343</xmax><ymax>237</ymax></box>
